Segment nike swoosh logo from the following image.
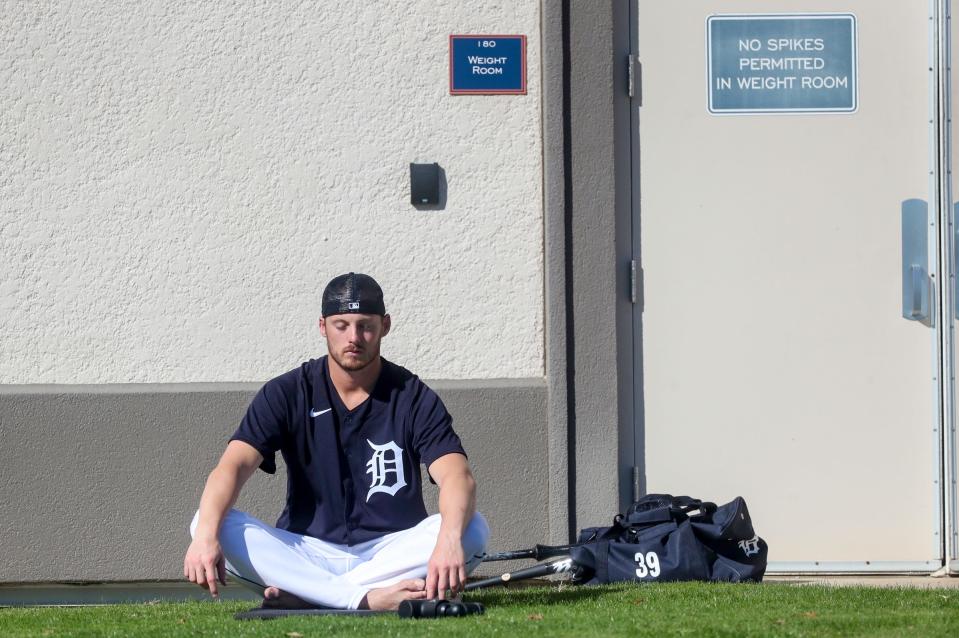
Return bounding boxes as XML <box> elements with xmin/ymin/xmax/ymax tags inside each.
<box><xmin>310</xmin><ymin>408</ymin><xmax>331</xmax><ymax>417</ymax></box>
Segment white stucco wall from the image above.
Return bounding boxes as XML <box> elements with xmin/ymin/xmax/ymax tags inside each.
<box><xmin>1</xmin><ymin>1</ymin><xmax>544</xmax><ymax>383</ymax></box>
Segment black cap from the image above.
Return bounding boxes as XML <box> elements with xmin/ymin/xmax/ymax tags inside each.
<box><xmin>321</xmin><ymin>272</ymin><xmax>386</xmax><ymax>317</ymax></box>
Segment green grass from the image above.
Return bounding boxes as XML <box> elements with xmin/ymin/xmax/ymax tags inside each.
<box><xmin>2</xmin><ymin>583</ymin><xmax>958</xmax><ymax>637</ymax></box>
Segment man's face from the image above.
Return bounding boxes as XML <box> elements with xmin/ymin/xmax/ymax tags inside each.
<box><xmin>319</xmin><ymin>313</ymin><xmax>391</xmax><ymax>372</ymax></box>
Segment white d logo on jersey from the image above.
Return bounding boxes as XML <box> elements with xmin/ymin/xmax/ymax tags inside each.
<box><xmin>365</xmin><ymin>439</ymin><xmax>407</xmax><ymax>501</ymax></box>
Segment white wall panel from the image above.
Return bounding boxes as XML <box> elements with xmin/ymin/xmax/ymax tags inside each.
<box><xmin>1</xmin><ymin>1</ymin><xmax>543</xmax><ymax>382</ymax></box>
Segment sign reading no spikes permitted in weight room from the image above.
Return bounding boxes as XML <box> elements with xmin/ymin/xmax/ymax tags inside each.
<box><xmin>707</xmin><ymin>14</ymin><xmax>857</xmax><ymax>114</ymax></box>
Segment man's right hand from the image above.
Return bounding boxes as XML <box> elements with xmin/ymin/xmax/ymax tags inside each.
<box><xmin>185</xmin><ymin>441</ymin><xmax>263</xmax><ymax>599</ymax></box>
<box><xmin>184</xmin><ymin>536</ymin><xmax>227</xmax><ymax>598</ymax></box>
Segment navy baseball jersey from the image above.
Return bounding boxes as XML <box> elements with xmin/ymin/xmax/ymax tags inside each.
<box><xmin>230</xmin><ymin>356</ymin><xmax>466</xmax><ymax>545</ymax></box>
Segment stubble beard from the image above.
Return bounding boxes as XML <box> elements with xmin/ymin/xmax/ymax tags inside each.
<box><xmin>330</xmin><ymin>345</ymin><xmax>379</xmax><ymax>372</ymax></box>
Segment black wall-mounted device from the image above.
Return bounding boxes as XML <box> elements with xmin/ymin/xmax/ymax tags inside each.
<box><xmin>410</xmin><ymin>163</ymin><xmax>440</xmax><ymax>206</ymax></box>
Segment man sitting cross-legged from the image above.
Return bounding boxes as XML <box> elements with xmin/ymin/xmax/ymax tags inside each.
<box><xmin>183</xmin><ymin>272</ymin><xmax>489</xmax><ymax>610</ymax></box>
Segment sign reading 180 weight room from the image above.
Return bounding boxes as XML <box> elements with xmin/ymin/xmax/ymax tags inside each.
<box><xmin>450</xmin><ymin>35</ymin><xmax>527</xmax><ymax>95</ymax></box>
<box><xmin>707</xmin><ymin>14</ymin><xmax>857</xmax><ymax>114</ymax></box>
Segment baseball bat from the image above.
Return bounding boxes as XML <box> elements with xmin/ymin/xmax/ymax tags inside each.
<box><xmin>480</xmin><ymin>543</ymin><xmax>578</xmax><ymax>562</ymax></box>
<box><xmin>465</xmin><ymin>557</ymin><xmax>581</xmax><ymax>591</ymax></box>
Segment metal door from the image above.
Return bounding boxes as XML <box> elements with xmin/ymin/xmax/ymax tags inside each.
<box><xmin>637</xmin><ymin>0</ymin><xmax>946</xmax><ymax>570</ymax></box>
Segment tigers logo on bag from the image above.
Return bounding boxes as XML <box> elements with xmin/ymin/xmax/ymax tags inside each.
<box><xmin>738</xmin><ymin>534</ymin><xmax>761</xmax><ymax>557</ymax></box>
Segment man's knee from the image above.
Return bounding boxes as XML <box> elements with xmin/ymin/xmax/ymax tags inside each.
<box><xmin>189</xmin><ymin>508</ymin><xmax>245</xmax><ymax>539</ymax></box>
<box><xmin>468</xmin><ymin>512</ymin><xmax>489</xmax><ymax>539</ymax></box>
<box><xmin>464</xmin><ymin>511</ymin><xmax>489</xmax><ymax>554</ymax></box>
<box><xmin>411</xmin><ymin>511</ymin><xmax>489</xmax><ymax>557</ymax></box>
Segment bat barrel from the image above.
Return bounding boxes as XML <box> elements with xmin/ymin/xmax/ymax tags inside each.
<box><xmin>465</xmin><ymin>557</ymin><xmax>576</xmax><ymax>591</ymax></box>
<box><xmin>481</xmin><ymin>543</ymin><xmax>577</xmax><ymax>562</ymax></box>
<box><xmin>480</xmin><ymin>548</ymin><xmax>538</xmax><ymax>562</ymax></box>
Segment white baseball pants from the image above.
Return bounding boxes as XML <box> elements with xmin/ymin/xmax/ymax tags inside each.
<box><xmin>190</xmin><ymin>509</ymin><xmax>489</xmax><ymax>609</ymax></box>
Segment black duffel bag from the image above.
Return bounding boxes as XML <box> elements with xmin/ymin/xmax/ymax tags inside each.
<box><xmin>569</xmin><ymin>494</ymin><xmax>767</xmax><ymax>584</ymax></box>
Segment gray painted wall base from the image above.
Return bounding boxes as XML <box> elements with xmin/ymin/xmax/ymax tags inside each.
<box><xmin>0</xmin><ymin>380</ymin><xmax>547</xmax><ymax>583</ymax></box>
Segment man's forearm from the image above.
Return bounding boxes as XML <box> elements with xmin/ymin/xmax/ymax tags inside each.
<box><xmin>437</xmin><ymin>471</ymin><xmax>477</xmax><ymax>538</ymax></box>
<box><xmin>426</xmin><ymin>467</ymin><xmax>478</xmax><ymax>597</ymax></box>
<box><xmin>193</xmin><ymin>465</ymin><xmax>246</xmax><ymax>541</ymax></box>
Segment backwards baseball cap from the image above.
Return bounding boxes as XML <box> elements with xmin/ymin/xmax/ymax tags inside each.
<box><xmin>321</xmin><ymin>272</ymin><xmax>386</xmax><ymax>317</ymax></box>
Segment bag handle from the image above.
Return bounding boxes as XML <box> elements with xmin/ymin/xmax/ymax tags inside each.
<box><xmin>626</xmin><ymin>494</ymin><xmax>675</xmax><ymax>515</ymax></box>
<box><xmin>620</xmin><ymin>495</ymin><xmax>718</xmax><ymax>530</ymax></box>
<box><xmin>671</xmin><ymin>495</ymin><xmax>717</xmax><ymax>517</ymax></box>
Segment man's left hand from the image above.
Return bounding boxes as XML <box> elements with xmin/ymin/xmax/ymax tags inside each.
<box><xmin>426</xmin><ymin>531</ymin><xmax>466</xmax><ymax>599</ymax></box>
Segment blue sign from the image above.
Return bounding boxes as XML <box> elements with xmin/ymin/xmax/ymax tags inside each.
<box><xmin>707</xmin><ymin>14</ymin><xmax>857</xmax><ymax>113</ymax></box>
<box><xmin>450</xmin><ymin>35</ymin><xmax>527</xmax><ymax>95</ymax></box>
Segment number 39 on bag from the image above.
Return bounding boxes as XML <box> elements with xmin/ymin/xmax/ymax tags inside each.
<box><xmin>634</xmin><ymin>551</ymin><xmax>661</xmax><ymax>578</ymax></box>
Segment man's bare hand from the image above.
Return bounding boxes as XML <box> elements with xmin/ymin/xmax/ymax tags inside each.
<box><xmin>184</xmin><ymin>536</ymin><xmax>227</xmax><ymax>598</ymax></box>
<box><xmin>426</xmin><ymin>532</ymin><xmax>466</xmax><ymax>599</ymax></box>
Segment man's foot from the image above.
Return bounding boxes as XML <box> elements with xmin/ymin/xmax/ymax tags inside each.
<box><xmin>360</xmin><ymin>579</ymin><xmax>427</xmax><ymax>611</ymax></box>
<box><xmin>261</xmin><ymin>586</ymin><xmax>318</xmax><ymax>610</ymax></box>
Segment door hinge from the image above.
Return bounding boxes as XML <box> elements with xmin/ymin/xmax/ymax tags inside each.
<box><xmin>628</xmin><ymin>55</ymin><xmax>642</xmax><ymax>104</ymax></box>
<box><xmin>630</xmin><ymin>259</ymin><xmax>642</xmax><ymax>307</ymax></box>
